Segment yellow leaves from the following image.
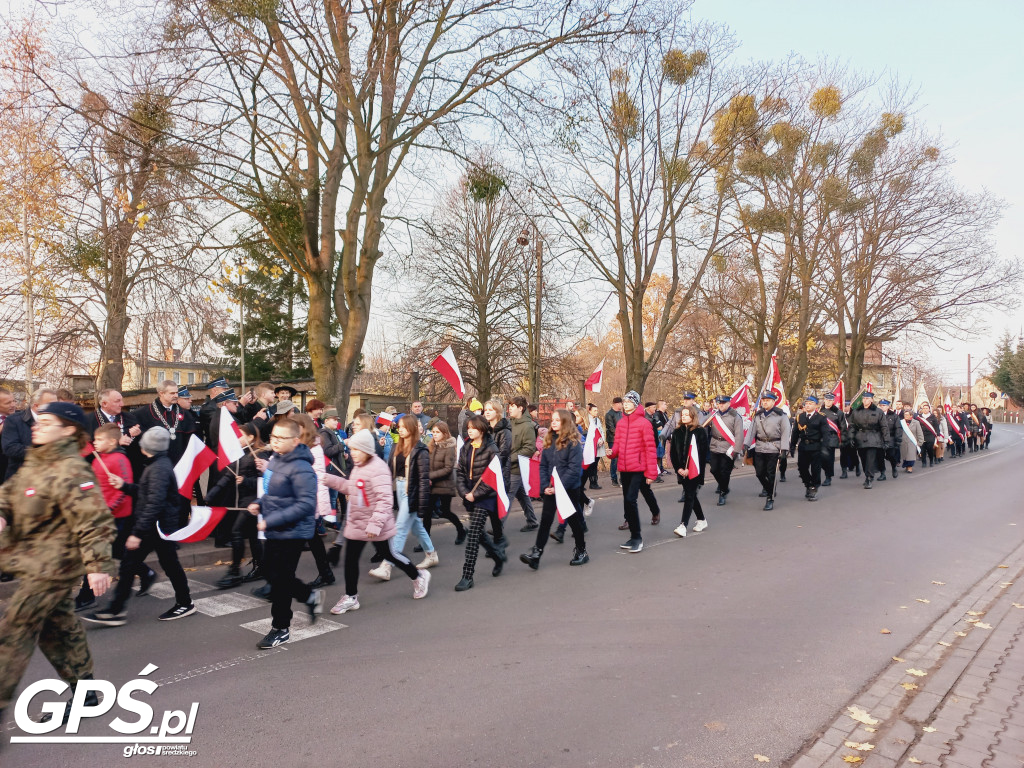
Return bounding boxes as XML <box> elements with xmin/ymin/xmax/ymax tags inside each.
<box><xmin>136</xmin><ymin>200</ymin><xmax>147</xmax><ymax>210</ymax></box>
<box><xmin>892</xmin><ymin>657</ymin><xmax>905</xmax><ymax>662</ymax></box>
<box><xmin>136</xmin><ymin>212</ymin><xmax>151</xmax><ymax>230</ymax></box>
<box><xmin>610</xmin><ymin>91</ymin><xmax>640</xmax><ymax>141</ymax></box>
<box><xmin>908</xmin><ymin>758</ymin><xmax>923</xmax><ymax>764</ymax></box>
<box><xmin>967</xmin><ymin>611</ymin><xmax>984</xmax><ymax>616</ymax></box>
<box><xmin>975</xmin><ymin>622</ymin><xmax>993</xmax><ymax>629</ymax></box>
<box><xmin>880</xmin><ymin>628</ymin><xmax>891</xmax><ymax>634</ymax></box>
<box><xmin>916</xmin><ymin>598</ymin><xmax>930</xmax><ymax>604</ymax></box>
<box><xmin>847</xmin><ymin>706</ymin><xmax>879</xmax><ymax>726</ymax></box>
<box><xmin>863</xmin><ymin>727</ymin><xmax>876</xmax><ymax>733</ymax></box>
<box><xmin>922</xmin><ymin>726</ymin><xmax>937</xmax><ymax>733</ymax></box>
<box><xmin>906</xmin><ymin>669</ymin><xmax>927</xmax><ymax>677</ymax></box>
<box><xmin>842</xmin><ymin>756</ymin><xmax>863</xmax><ymax>764</ymax></box>
<box><xmin>662</xmin><ymin>49</ymin><xmax>708</xmax><ymax>86</ymax></box>
<box><xmin>998</xmin><ymin>564</ymin><xmax>1009</xmax><ymax>568</ymax></box>
<box><xmin>754</xmin><ymin>755</ymin><xmax>770</xmax><ymax>763</ymax></box>
<box><xmin>954</xmin><ymin>631</ymin><xmax>968</xmax><ymax>637</ymax></box>
<box><xmin>938</xmin><ymin>641</ymin><xmax>951</xmax><ymax>647</ymax></box>
<box><xmin>1000</xmin><ymin>582</ymin><xmax>1013</xmax><ymax>588</ymax></box>
<box><xmin>880</xmin><ymin>112</ymin><xmax>905</xmax><ymax>137</ymax></box>
<box><xmin>712</xmin><ymin>93</ymin><xmax>758</xmax><ymax>148</ymax></box>
<box><xmin>1012</xmin><ymin>603</ymin><xmax>1024</xmax><ymax>609</ymax></box>
<box><xmin>844</xmin><ymin>741</ymin><xmax>874</xmax><ymax>751</ymax></box>
<box><xmin>932</xmin><ymin>581</ymin><xmax>945</xmax><ymax>585</ymax></box>
<box><xmin>809</xmin><ymin>85</ymin><xmax>842</xmax><ymax>118</ymax></box>
<box><xmin>900</xmin><ymin>682</ymin><xmax>918</xmax><ymax>690</ymax></box>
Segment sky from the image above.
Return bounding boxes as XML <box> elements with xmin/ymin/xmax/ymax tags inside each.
<box><xmin>691</xmin><ymin>0</ymin><xmax>1024</xmax><ymax>384</ymax></box>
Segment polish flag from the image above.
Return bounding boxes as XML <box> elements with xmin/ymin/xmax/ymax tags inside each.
<box><xmin>584</xmin><ymin>359</ymin><xmax>604</xmax><ymax>393</ymax></box>
<box><xmin>729</xmin><ymin>383</ymin><xmax>751</xmax><ymax>415</ymax></box>
<box><xmin>832</xmin><ymin>379</ymin><xmax>845</xmax><ymax>408</ymax></box>
<box><xmin>865</xmin><ymin>381</ymin><xmax>874</xmax><ymax>394</ymax></box>
<box><xmin>158</xmin><ymin>506</ymin><xmax>228</xmax><ymax>542</ymax></box>
<box><xmin>431</xmin><ymin>346</ymin><xmax>465</xmax><ymax>399</ymax></box>
<box><xmin>217</xmin><ymin>413</ymin><xmax>246</xmax><ymax>470</ymax></box>
<box><xmin>517</xmin><ymin>454</ymin><xmax>541</xmax><ymax>498</ymax></box>
<box><xmin>686</xmin><ymin>437</ymin><xmax>701</xmax><ymax>479</ymax></box>
<box><xmin>551</xmin><ymin>468</ymin><xmax>577</xmax><ymax>523</ymax></box>
<box><xmin>479</xmin><ymin>455</ymin><xmax>510</xmax><ymax>520</ymax></box>
<box><xmin>582</xmin><ymin>417</ymin><xmax>602</xmax><ymax>467</ymax></box>
<box><xmin>376</xmin><ymin>412</ymin><xmax>395</xmax><ymax>428</ymax></box>
<box><xmin>174</xmin><ymin>435</ymin><xmax>216</xmax><ymax>499</ymax></box>
<box><xmin>760</xmin><ymin>353</ymin><xmax>789</xmax><ymax>414</ymax></box>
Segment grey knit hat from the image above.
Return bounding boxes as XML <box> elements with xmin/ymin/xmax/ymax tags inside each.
<box><xmin>346</xmin><ymin>429</ymin><xmax>376</xmax><ymax>456</ymax></box>
<box><xmin>623</xmin><ymin>390</ymin><xmax>641</xmax><ymax>408</ymax></box>
<box><xmin>140</xmin><ymin>427</ymin><xmax>171</xmax><ymax>453</ymax></box>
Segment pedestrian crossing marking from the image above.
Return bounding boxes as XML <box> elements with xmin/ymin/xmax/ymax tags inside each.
<box><xmin>240</xmin><ymin>612</ymin><xmax>346</xmax><ymax>642</ymax></box>
<box><xmin>143</xmin><ymin>579</ymin><xmax>215</xmax><ymax>600</ymax></box>
<box><xmin>193</xmin><ymin>592</ymin><xmax>268</xmax><ymax>617</ymax></box>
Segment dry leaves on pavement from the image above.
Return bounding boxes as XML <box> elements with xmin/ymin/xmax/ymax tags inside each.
<box><xmin>842</xmin><ymin>757</ymin><xmax>863</xmax><ymax>764</ymax></box>
<box><xmin>880</xmin><ymin>628</ymin><xmax>891</xmax><ymax>634</ymax></box>
<box><xmin>932</xmin><ymin>581</ymin><xmax>945</xmax><ymax>585</ymax></box>
<box><xmin>847</xmin><ymin>706</ymin><xmax>880</xmax><ymax>726</ymax></box>
<box><xmin>900</xmin><ymin>682</ymin><xmax>918</xmax><ymax>690</ymax></box>
<box><xmin>938</xmin><ymin>641</ymin><xmax>951</xmax><ymax>647</ymax></box>
<box><xmin>844</xmin><ymin>741</ymin><xmax>874</xmax><ymax>751</ymax></box>
<box><xmin>906</xmin><ymin>669</ymin><xmax>927</xmax><ymax>677</ymax></box>
<box><xmin>908</xmin><ymin>758</ymin><xmax>923</xmax><ymax>764</ymax></box>
<box><xmin>892</xmin><ymin>656</ymin><xmax>905</xmax><ymax>662</ymax></box>
<box><xmin>967</xmin><ymin>611</ymin><xmax>985</xmax><ymax>616</ymax></box>
<box><xmin>975</xmin><ymin>622</ymin><xmax>993</xmax><ymax>629</ymax></box>
<box><xmin>754</xmin><ymin>755</ymin><xmax>770</xmax><ymax>763</ymax></box>
<box><xmin>954</xmin><ymin>631</ymin><xmax>968</xmax><ymax>637</ymax></box>
<box><xmin>916</xmin><ymin>598</ymin><xmax>930</xmax><ymax>604</ymax></box>
<box><xmin>923</xmin><ymin>726</ymin><xmax>937</xmax><ymax>733</ymax></box>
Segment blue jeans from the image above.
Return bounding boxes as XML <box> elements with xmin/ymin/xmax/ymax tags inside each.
<box><xmin>609</xmin><ymin>457</ymin><xmax>618</xmax><ymax>483</ymax></box>
<box><xmin>392</xmin><ymin>479</ymin><xmax>434</xmax><ymax>554</ymax></box>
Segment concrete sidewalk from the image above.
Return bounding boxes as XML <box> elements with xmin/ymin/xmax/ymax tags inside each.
<box><xmin>786</xmin><ymin>538</ymin><xmax>1024</xmax><ymax>768</ymax></box>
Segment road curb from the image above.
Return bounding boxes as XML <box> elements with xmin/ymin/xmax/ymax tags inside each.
<box><xmin>785</xmin><ymin>538</ymin><xmax>1024</xmax><ymax>767</ymax></box>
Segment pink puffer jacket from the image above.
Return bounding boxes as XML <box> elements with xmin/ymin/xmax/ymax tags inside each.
<box><xmin>321</xmin><ymin>454</ymin><xmax>396</xmax><ymax>540</ymax></box>
<box><xmin>311</xmin><ymin>442</ymin><xmax>331</xmax><ymax>519</ymax></box>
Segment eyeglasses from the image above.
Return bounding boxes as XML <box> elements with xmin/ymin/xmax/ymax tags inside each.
<box><xmin>269</xmin><ymin>434</ymin><xmax>298</xmax><ymax>442</ymax></box>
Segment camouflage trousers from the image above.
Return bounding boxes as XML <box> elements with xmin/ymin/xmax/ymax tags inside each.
<box><xmin>0</xmin><ymin>580</ymin><xmax>94</xmax><ymax>710</ymax></box>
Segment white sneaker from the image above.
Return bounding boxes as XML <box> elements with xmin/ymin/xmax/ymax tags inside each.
<box><xmin>673</xmin><ymin>524</ymin><xmax>687</xmax><ymax>538</ymax></box>
<box><xmin>413</xmin><ymin>569</ymin><xmax>431</xmax><ymax>599</ymax></box>
<box><xmin>584</xmin><ymin>500</ymin><xmax>595</xmax><ymax>517</ymax></box>
<box><xmin>331</xmin><ymin>595</ymin><xmax>360</xmax><ymax>614</ymax></box>
<box><xmin>692</xmin><ymin>520</ymin><xmax>708</xmax><ymax>533</ymax></box>
<box><xmin>416</xmin><ymin>550</ymin><xmax>439</xmax><ymax>569</ymax></box>
<box><xmin>368</xmin><ymin>561</ymin><xmax>392</xmax><ymax>581</ymax></box>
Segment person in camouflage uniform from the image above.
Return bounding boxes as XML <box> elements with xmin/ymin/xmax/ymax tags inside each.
<box><xmin>0</xmin><ymin>402</ymin><xmax>115</xmax><ymax>715</ymax></box>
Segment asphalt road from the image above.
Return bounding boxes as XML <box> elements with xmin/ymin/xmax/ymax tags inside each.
<box><xmin>4</xmin><ymin>426</ymin><xmax>1023</xmax><ymax>768</ymax></box>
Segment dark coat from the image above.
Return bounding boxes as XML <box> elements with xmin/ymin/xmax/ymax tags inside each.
<box><xmin>318</xmin><ymin>426</ymin><xmax>347</xmax><ymax>476</ymax></box>
<box><xmin>604</xmin><ymin>408</ymin><xmax>623</xmax><ymax>448</ymax></box>
<box><xmin>206</xmin><ymin>447</ymin><xmax>271</xmax><ymax>509</ymax></box>
<box><xmin>881</xmin><ymin>409</ymin><xmax>902</xmax><ymax>448</ymax></box>
<box><xmin>256</xmin><ymin>444</ymin><xmax>317</xmax><ymax>540</ymax></box>
<box><xmin>850</xmin><ymin>404</ymin><xmax>890</xmax><ymax>450</ymax></box>
<box><xmin>819</xmin><ymin>405</ymin><xmax>846</xmax><ymax>450</ymax></box>
<box><xmin>129</xmin><ymin>453</ymin><xmax>184</xmax><ymax>538</ymax></box>
<box><xmin>669</xmin><ymin>426</ymin><xmax>709</xmax><ymax>485</ymax></box>
<box><xmin>133</xmin><ymin>401</ymin><xmax>197</xmax><ymax>465</ymax></box>
<box><xmin>539</xmin><ymin>438</ymin><xmax>584</xmax><ymax>492</ymax></box>
<box><xmin>456</xmin><ymin>437</ymin><xmax>499</xmax><ymax>509</ymax></box>
<box><xmin>428</xmin><ymin>437</ymin><xmax>457</xmax><ymax>496</ymax></box>
<box><xmin>1</xmin><ymin>409</ymin><xmax>34</xmax><ymax>481</ymax></box>
<box><xmin>393</xmin><ymin>442</ymin><xmax>431</xmax><ymax>517</ymax></box>
<box><xmin>792</xmin><ymin>411</ymin><xmax>828</xmax><ymax>451</ymax></box>
<box><xmin>508</xmin><ymin>414</ymin><xmax>538</xmax><ymax>476</ymax></box>
<box><xmin>490</xmin><ymin>417</ymin><xmax>513</xmax><ymax>485</ymax></box>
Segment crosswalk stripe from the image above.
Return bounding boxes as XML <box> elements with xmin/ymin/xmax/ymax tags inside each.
<box><xmin>144</xmin><ymin>579</ymin><xmax>215</xmax><ymax>601</ymax></box>
<box><xmin>239</xmin><ymin>612</ymin><xmax>345</xmax><ymax>642</ymax></box>
<box><xmin>193</xmin><ymin>593</ymin><xmax>268</xmax><ymax>617</ymax></box>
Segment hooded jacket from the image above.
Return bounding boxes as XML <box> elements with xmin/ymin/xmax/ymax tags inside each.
<box><xmin>607</xmin><ymin>410</ymin><xmax>658</xmax><ymax>479</ymax></box>
<box><xmin>392</xmin><ymin>442</ymin><xmax>431</xmax><ymax>517</ymax></box>
<box><xmin>508</xmin><ymin>414</ymin><xmax>538</xmax><ymax>476</ymax></box>
<box><xmin>322</xmin><ymin>454</ymin><xmax>397</xmax><ymax>541</ymax></box>
<box><xmin>539</xmin><ymin>437</ymin><xmax>584</xmax><ymax>492</ymax></box>
<box><xmin>255</xmin><ymin>443</ymin><xmax>317</xmax><ymax>540</ymax></box>
<box><xmin>130</xmin><ymin>452</ymin><xmax>184</xmax><ymax>538</ymax></box>
<box><xmin>456</xmin><ymin>436</ymin><xmax>500</xmax><ymax>509</ymax></box>
<box><xmin>850</xmin><ymin>404</ymin><xmax>890</xmax><ymax>450</ymax></box>
<box><xmin>428</xmin><ymin>436</ymin><xmax>457</xmax><ymax>496</ymax></box>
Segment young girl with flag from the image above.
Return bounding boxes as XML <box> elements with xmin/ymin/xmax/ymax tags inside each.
<box><xmin>668</xmin><ymin>405</ymin><xmax>710</xmax><ymax>538</ymax></box>
<box><xmin>453</xmin><ymin>416</ymin><xmax>508</xmax><ymax>591</ymax></box>
<box><xmin>426</xmin><ymin>421</ymin><xmax>467</xmax><ymax>547</ymax></box>
<box><xmin>519</xmin><ymin>409</ymin><xmax>589</xmax><ymax>570</ymax></box>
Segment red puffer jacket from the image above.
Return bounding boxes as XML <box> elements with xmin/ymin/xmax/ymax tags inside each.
<box><xmin>608</xmin><ymin>410</ymin><xmax>658</xmax><ymax>480</ymax></box>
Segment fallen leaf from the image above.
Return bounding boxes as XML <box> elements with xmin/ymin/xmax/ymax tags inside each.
<box><xmin>900</xmin><ymin>682</ymin><xmax>918</xmax><ymax>690</ymax></box>
<box><xmin>906</xmin><ymin>669</ymin><xmax>927</xmax><ymax>677</ymax></box>
<box><xmin>923</xmin><ymin>726</ymin><xmax>937</xmax><ymax>733</ymax></box>
<box><xmin>976</xmin><ymin>622</ymin><xmax>993</xmax><ymax>629</ymax></box>
<box><xmin>999</xmin><ymin>564</ymin><xmax>1009</xmax><ymax>568</ymax></box>
<box><xmin>754</xmin><ymin>755</ymin><xmax>770</xmax><ymax>763</ymax></box>
<box><xmin>967</xmin><ymin>611</ymin><xmax>985</xmax><ymax>616</ymax></box>
<box><xmin>892</xmin><ymin>656</ymin><xmax>905</xmax><ymax>662</ymax></box>
<box><xmin>704</xmin><ymin>722</ymin><xmax>726</xmax><ymax>732</ymax></box>
<box><xmin>965</xmin><ymin>618</ymin><xmax>980</xmax><ymax>624</ymax></box>
<box><xmin>1013</xmin><ymin>603</ymin><xmax>1024</xmax><ymax>609</ymax></box>
<box><xmin>847</xmin><ymin>706</ymin><xmax>880</xmax><ymax>726</ymax></box>
<box><xmin>184</xmin><ymin>567</ymin><xmax>197</xmax><ymax>572</ymax></box>
<box><xmin>932</xmin><ymin>581</ymin><xmax>945</xmax><ymax>585</ymax></box>
<box><xmin>908</xmin><ymin>758</ymin><xmax>923</xmax><ymax>764</ymax></box>
<box><xmin>844</xmin><ymin>741</ymin><xmax>875</xmax><ymax>751</ymax></box>
<box><xmin>900</xmin><ymin>605</ymin><xmax>908</xmax><ymax>609</ymax></box>
<box><xmin>955</xmin><ymin>631</ymin><xmax>968</xmax><ymax>637</ymax></box>
<box><xmin>938</xmin><ymin>641</ymin><xmax>951</xmax><ymax>647</ymax></box>
<box><xmin>842</xmin><ymin>757</ymin><xmax>863</xmax><ymax>764</ymax></box>
<box><xmin>1000</xmin><ymin>582</ymin><xmax>1013</xmax><ymax>588</ymax></box>
<box><xmin>916</xmin><ymin>598</ymin><xmax>931</xmax><ymax>604</ymax></box>
<box><xmin>880</xmin><ymin>628</ymin><xmax>892</xmax><ymax>634</ymax></box>
<box><xmin>864</xmin><ymin>727</ymin><xmax>876</xmax><ymax>733</ymax></box>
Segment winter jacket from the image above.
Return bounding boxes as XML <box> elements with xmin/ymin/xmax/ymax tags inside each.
<box><xmin>91</xmin><ymin>449</ymin><xmax>134</xmax><ymax>518</ymax></box>
<box><xmin>747</xmin><ymin>408</ymin><xmax>791</xmax><ymax>455</ymax></box>
<box><xmin>669</xmin><ymin>426</ymin><xmax>709</xmax><ymax>486</ymax></box>
<box><xmin>207</xmin><ymin>448</ymin><xmax>270</xmax><ymax>509</ymax></box>
<box><xmin>490</xmin><ymin>417</ymin><xmax>513</xmax><ymax>485</ymax></box>
<box><xmin>428</xmin><ymin>437</ymin><xmax>457</xmax><ymax>496</ymax></box>
<box><xmin>604</xmin><ymin>408</ymin><xmax>623</xmax><ymax>448</ymax></box>
<box><xmin>899</xmin><ymin>418</ymin><xmax>925</xmax><ymax>463</ymax></box>
<box><xmin>456</xmin><ymin>436</ymin><xmax>500</xmax><ymax>509</ymax></box>
<box><xmin>917</xmin><ymin>414</ymin><xmax>941</xmax><ymax>445</ymax></box>
<box><xmin>310</xmin><ymin>442</ymin><xmax>332</xmax><ymax>519</ymax></box>
<box><xmin>607</xmin><ymin>410</ymin><xmax>658</xmax><ymax>480</ymax></box>
<box><xmin>539</xmin><ymin>439</ymin><xmax>584</xmax><ymax>492</ymax></box>
<box><xmin>509</xmin><ymin>414</ymin><xmax>538</xmax><ymax>476</ymax></box>
<box><xmin>792</xmin><ymin>411</ymin><xmax>828</xmax><ymax>452</ymax></box>
<box><xmin>880</xmin><ymin>409</ymin><xmax>902</xmax><ymax>449</ymax></box>
<box><xmin>322</xmin><ymin>455</ymin><xmax>397</xmax><ymax>541</ymax></box>
<box><xmin>1</xmin><ymin>409</ymin><xmax>35</xmax><ymax>480</ymax></box>
<box><xmin>0</xmin><ymin>437</ymin><xmax>116</xmax><ymax>582</ymax></box>
<box><xmin>129</xmin><ymin>453</ymin><xmax>184</xmax><ymax>538</ymax></box>
<box><xmin>256</xmin><ymin>444</ymin><xmax>317</xmax><ymax>540</ymax></box>
<box><xmin>392</xmin><ymin>442</ymin><xmax>431</xmax><ymax>517</ymax></box>
<box><xmin>819</xmin><ymin>405</ymin><xmax>846</xmax><ymax>450</ymax></box>
<box><xmin>318</xmin><ymin>426</ymin><xmax>347</xmax><ymax>476</ymax></box>
<box><xmin>707</xmin><ymin>408</ymin><xmax>744</xmax><ymax>456</ymax></box>
<box><xmin>850</xmin><ymin>404</ymin><xmax>890</xmax><ymax>450</ymax></box>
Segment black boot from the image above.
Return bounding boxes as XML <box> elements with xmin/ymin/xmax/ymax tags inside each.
<box><xmin>891</xmin><ymin>468</ymin><xmax>899</xmax><ymax>479</ymax></box>
<box><xmin>878</xmin><ymin>473</ymin><xmax>886</xmax><ymax>481</ymax></box>
<box><xmin>241</xmin><ymin>562</ymin><xmax>263</xmax><ymax>583</ymax></box>
<box><xmin>678</xmin><ymin>493</ymin><xmax>686</xmax><ymax>503</ymax></box>
<box><xmin>807</xmin><ymin>488</ymin><xmax>818</xmax><ymax>502</ymax></box>
<box><xmin>855</xmin><ymin>466</ymin><xmax>861</xmax><ymax>477</ymax></box>
<box><xmin>758</xmin><ymin>490</ymin><xmax>768</xmax><ymax>498</ymax></box>
<box><xmin>840</xmin><ymin>469</ymin><xmax>848</xmax><ymax>479</ymax></box>
<box><xmin>550</xmin><ymin>529</ymin><xmax>565</xmax><ymax>544</ymax></box>
<box><xmin>779</xmin><ymin>474</ymin><xmax>786</xmax><ymax>482</ymax></box>
<box><xmin>308</xmin><ymin>569</ymin><xmax>336</xmax><ymax>588</ymax></box>
<box><xmin>327</xmin><ymin>544</ymin><xmax>342</xmax><ymax>567</ymax></box>
<box><xmin>569</xmin><ymin>547</ymin><xmax>590</xmax><ymax>566</ymax></box>
<box><xmin>520</xmin><ymin>546</ymin><xmax>542</xmax><ymax>570</ymax></box>
<box><xmin>822</xmin><ymin>477</ymin><xmax>831</xmax><ymax>486</ymax></box>
<box><xmin>454</xmin><ymin>528</ymin><xmax>467</xmax><ymax>546</ymax></box>
<box><xmin>763</xmin><ymin>498</ymin><xmax>774</xmax><ymax>511</ymax></box>
<box><xmin>216</xmin><ymin>565</ymin><xmax>242</xmax><ymax>590</ymax></box>
<box><xmin>864</xmin><ymin>478</ymin><xmax>873</xmax><ymax>489</ymax></box>
<box><xmin>716</xmin><ymin>493</ymin><xmax>726</xmax><ymax>506</ymax></box>
<box><xmin>489</xmin><ymin>548</ymin><xmax>507</xmax><ymax>577</ymax></box>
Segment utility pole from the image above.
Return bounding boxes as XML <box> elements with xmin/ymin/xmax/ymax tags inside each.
<box><xmin>533</xmin><ymin>229</ymin><xmax>542</xmax><ymax>404</ymax></box>
<box><xmin>967</xmin><ymin>353</ymin><xmax>972</xmax><ymax>403</ymax></box>
<box><xmin>238</xmin><ymin>256</ymin><xmax>246</xmax><ymax>393</ymax></box>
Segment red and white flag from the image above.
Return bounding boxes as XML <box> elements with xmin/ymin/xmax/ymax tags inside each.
<box><xmin>709</xmin><ymin>412</ymin><xmax>738</xmax><ymax>457</ymax></box>
<box><xmin>686</xmin><ymin>437</ymin><xmax>701</xmax><ymax>479</ymax></box>
<box><xmin>865</xmin><ymin>381</ymin><xmax>874</xmax><ymax>394</ymax></box>
<box><xmin>551</xmin><ymin>468</ymin><xmax>577</xmax><ymax>523</ymax></box>
<box><xmin>158</xmin><ymin>506</ymin><xmax>227</xmax><ymax>542</ymax></box>
<box><xmin>760</xmin><ymin>353</ymin><xmax>789</xmax><ymax>414</ymax></box>
<box><xmin>174</xmin><ymin>435</ymin><xmax>216</xmax><ymax>499</ymax></box>
<box><xmin>431</xmin><ymin>345</ymin><xmax>465</xmax><ymax>399</ymax></box>
<box><xmin>584</xmin><ymin>359</ymin><xmax>605</xmax><ymax>393</ymax></box>
<box><xmin>480</xmin><ymin>455</ymin><xmax>510</xmax><ymax>520</ymax></box>
<box><xmin>517</xmin><ymin>454</ymin><xmax>541</xmax><ymax>498</ymax></box>
<box><xmin>729</xmin><ymin>383</ymin><xmax>752</xmax><ymax>415</ymax></box>
<box><xmin>832</xmin><ymin>379</ymin><xmax>845</xmax><ymax>408</ymax></box>
<box><xmin>217</xmin><ymin>413</ymin><xmax>246</xmax><ymax>470</ymax></box>
<box><xmin>582</xmin><ymin>417</ymin><xmax>602</xmax><ymax>467</ymax></box>
<box><xmin>375</xmin><ymin>411</ymin><xmax>395</xmax><ymax>428</ymax></box>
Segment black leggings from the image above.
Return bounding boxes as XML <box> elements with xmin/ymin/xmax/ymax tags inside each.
<box><xmin>343</xmin><ymin>538</ymin><xmax>417</xmax><ymax>597</ymax></box>
<box><xmin>424</xmin><ymin>494</ymin><xmax>465</xmax><ymax>537</ymax></box>
<box><xmin>679</xmin><ymin>478</ymin><xmax>704</xmax><ymax>526</ymax></box>
<box><xmin>535</xmin><ymin>492</ymin><xmax>586</xmax><ymax>552</ymax></box>
<box><xmin>308</xmin><ymin>531</ymin><xmax>331</xmax><ymax>576</ymax></box>
<box><xmin>232</xmin><ymin>508</ymin><xmax>262</xmax><ymax>567</ymax></box>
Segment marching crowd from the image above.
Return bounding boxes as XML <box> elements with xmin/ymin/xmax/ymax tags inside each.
<box><xmin>0</xmin><ymin>375</ymin><xmax>997</xmax><ymax>723</ymax></box>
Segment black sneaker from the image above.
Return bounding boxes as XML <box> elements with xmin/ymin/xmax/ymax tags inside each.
<box><xmin>520</xmin><ymin>523</ymin><xmax>539</xmax><ymax>532</ymax></box>
<box><xmin>252</xmin><ymin>583</ymin><xmax>272</xmax><ymax>601</ymax></box>
<box><xmin>306</xmin><ymin>589</ymin><xmax>324</xmax><ymax>624</ymax></box>
<box><xmin>454</xmin><ymin>577</ymin><xmax>474</xmax><ymax>591</ymax></box>
<box><xmin>257</xmin><ymin>628</ymin><xmax>290</xmax><ymax>649</ymax></box>
<box><xmin>570</xmin><ymin>548</ymin><xmax>590</xmax><ymax>566</ymax></box>
<box><xmin>74</xmin><ymin>595</ymin><xmax>96</xmax><ymax>612</ymax></box>
<box><xmin>626</xmin><ymin>539</ymin><xmax>643</xmax><ymax>553</ymax></box>
<box><xmin>157</xmin><ymin>603</ymin><xmax>196</xmax><ymax>621</ymax></box>
<box><xmin>454</xmin><ymin>530</ymin><xmax>467</xmax><ymax>546</ymax></box>
<box><xmin>81</xmin><ymin>610</ymin><xmax>127</xmax><ymax>626</ymax></box>
<box><xmin>137</xmin><ymin>570</ymin><xmax>158</xmax><ymax>597</ymax></box>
